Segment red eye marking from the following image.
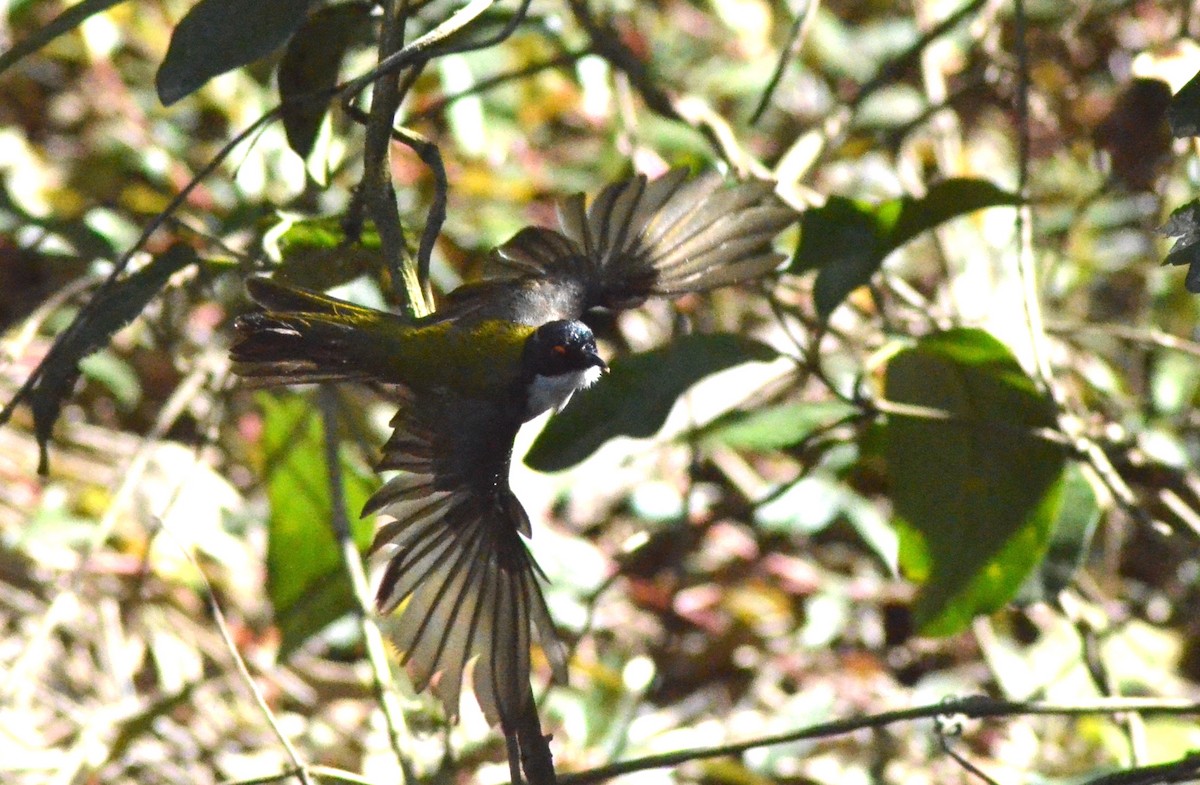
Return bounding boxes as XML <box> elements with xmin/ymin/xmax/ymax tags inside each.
<box><xmin>553</xmin><ymin>345</ymin><xmax>567</xmax><ymax>355</ymax></box>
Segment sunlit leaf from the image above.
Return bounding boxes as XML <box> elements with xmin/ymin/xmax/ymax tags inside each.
<box><xmin>525</xmin><ymin>334</ymin><xmax>778</xmax><ymax>473</ymax></box>
<box><xmin>278</xmin><ymin>2</ymin><xmax>374</xmax><ymax>158</ymax></box>
<box><xmin>1015</xmin><ymin>463</ymin><xmax>1100</xmax><ymax>605</ymax></box>
<box><xmin>884</xmin><ymin>328</ymin><xmax>1066</xmax><ymax>635</ymax></box>
<box><xmin>259</xmin><ymin>393</ymin><xmax>376</xmax><ymax>658</ymax></box>
<box><xmin>264</xmin><ymin>214</ymin><xmax>385</xmax><ymax>291</ymax></box>
<box><xmin>157</xmin><ymin>0</ymin><xmax>319</xmax><ymax>106</ymax></box>
<box><xmin>792</xmin><ymin>180</ymin><xmax>1021</xmax><ymax>320</ymax></box>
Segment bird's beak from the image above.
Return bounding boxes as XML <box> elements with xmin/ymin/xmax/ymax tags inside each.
<box><xmin>588</xmin><ymin>353</ymin><xmax>609</xmax><ymax>374</ymax></box>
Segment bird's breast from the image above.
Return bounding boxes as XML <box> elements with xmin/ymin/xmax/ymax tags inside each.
<box><xmin>524</xmin><ymin>365</ymin><xmax>603</xmax><ymax>420</ymax></box>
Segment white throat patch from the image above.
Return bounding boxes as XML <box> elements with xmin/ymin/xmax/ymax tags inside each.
<box><xmin>526</xmin><ymin>364</ymin><xmax>603</xmax><ymax>420</ymax></box>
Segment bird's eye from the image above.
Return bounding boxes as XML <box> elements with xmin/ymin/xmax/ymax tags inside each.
<box><xmin>553</xmin><ymin>345</ymin><xmax>567</xmax><ymax>355</ymax></box>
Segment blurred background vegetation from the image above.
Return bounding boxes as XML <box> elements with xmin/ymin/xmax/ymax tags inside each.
<box><xmin>3</xmin><ymin>0</ymin><xmax>1200</xmax><ymax>783</ymax></box>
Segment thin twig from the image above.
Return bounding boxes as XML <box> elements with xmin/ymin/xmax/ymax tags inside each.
<box><xmin>317</xmin><ymin>386</ymin><xmax>415</xmax><ymax>783</ymax></box>
<box><xmin>1010</xmin><ymin>0</ymin><xmax>1052</xmax><ymax>390</ymax></box>
<box><xmin>935</xmin><ymin>715</ymin><xmax>1001</xmax><ymax>785</ymax></box>
<box><xmin>201</xmin><ymin>564</ymin><xmax>314</xmax><ymax>785</ymax></box>
<box><xmin>151</xmin><ymin>478</ymin><xmax>314</xmax><ymax>785</ymax></box>
<box><xmin>772</xmin><ymin>0</ymin><xmax>986</xmax><ymax>189</ymax></box>
<box><xmin>390</xmin><ymin>126</ymin><xmax>447</xmax><ymax>288</ymax></box>
<box><xmin>749</xmin><ymin>0</ymin><xmax>820</xmax><ymax>125</ymax></box>
<box><xmin>850</xmin><ymin>0</ymin><xmax>987</xmax><ymax>112</ymax></box>
<box><xmin>563</xmin><ymin>0</ymin><xmax>767</xmax><ymax>176</ymax></box>
<box><xmin>1080</xmin><ymin>753</ymin><xmax>1200</xmax><ymax>785</ymax></box>
<box><xmin>1045</xmin><ymin>321</ymin><xmax>1200</xmax><ymax>359</ymax></box>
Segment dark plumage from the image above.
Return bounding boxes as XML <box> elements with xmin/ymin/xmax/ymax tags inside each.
<box><xmin>231</xmin><ymin>169</ymin><xmax>797</xmax><ymax>734</ymax></box>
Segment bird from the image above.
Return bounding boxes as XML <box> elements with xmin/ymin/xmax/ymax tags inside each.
<box><xmin>231</xmin><ymin>168</ymin><xmax>796</xmax><ymax>741</ymax></box>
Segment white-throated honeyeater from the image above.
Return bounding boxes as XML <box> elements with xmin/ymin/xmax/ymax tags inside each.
<box><xmin>231</xmin><ymin>169</ymin><xmax>796</xmax><ymax>735</ymax></box>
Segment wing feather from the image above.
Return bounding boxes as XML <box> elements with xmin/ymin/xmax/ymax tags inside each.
<box><xmin>366</xmin><ymin>390</ymin><xmax>566</xmax><ymax>729</ymax></box>
<box><xmin>481</xmin><ymin>168</ymin><xmax>796</xmax><ymax>322</ymax></box>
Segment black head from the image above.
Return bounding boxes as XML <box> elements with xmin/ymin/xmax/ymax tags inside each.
<box><xmin>521</xmin><ymin>320</ymin><xmax>607</xmax><ymax>379</ymax></box>
<box><xmin>519</xmin><ymin>320</ymin><xmax>608</xmax><ymax>420</ymax></box>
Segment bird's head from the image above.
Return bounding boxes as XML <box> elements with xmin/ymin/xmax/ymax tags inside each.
<box><xmin>520</xmin><ymin>320</ymin><xmax>607</xmax><ymax>420</ymax></box>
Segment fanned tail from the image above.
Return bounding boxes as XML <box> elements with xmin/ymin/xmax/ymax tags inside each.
<box><xmin>231</xmin><ymin>277</ymin><xmax>411</xmax><ymax>386</ymax></box>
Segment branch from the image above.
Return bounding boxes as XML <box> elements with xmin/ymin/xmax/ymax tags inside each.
<box><xmin>563</xmin><ymin>0</ymin><xmax>767</xmax><ymax>177</ymax></box>
<box><xmin>558</xmin><ymin>695</ymin><xmax>1200</xmax><ymax>784</ymax></box>
<box><xmin>360</xmin><ymin>0</ymin><xmax>427</xmax><ymax>314</ymax></box>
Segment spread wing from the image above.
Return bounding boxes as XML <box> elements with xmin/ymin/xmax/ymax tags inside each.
<box><xmin>363</xmin><ymin>388</ymin><xmax>567</xmax><ymax>729</ymax></box>
<box><xmin>442</xmin><ymin>168</ymin><xmax>797</xmax><ymax>324</ymax></box>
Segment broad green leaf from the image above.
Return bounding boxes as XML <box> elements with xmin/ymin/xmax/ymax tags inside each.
<box><xmin>791</xmin><ymin>180</ymin><xmax>1020</xmax><ymax>320</ymax></box>
<box><xmin>8</xmin><ymin>244</ymin><xmax>197</xmax><ymax>474</ymax></box>
<box><xmin>692</xmin><ymin>400</ymin><xmax>858</xmax><ymax>451</ymax></box>
<box><xmin>0</xmin><ymin>0</ymin><xmax>127</xmax><ymax>79</ymax></box>
<box><xmin>884</xmin><ymin>328</ymin><xmax>1066</xmax><ymax>635</ymax></box>
<box><xmin>525</xmin><ymin>334</ymin><xmax>778</xmax><ymax>472</ymax></box>
<box><xmin>792</xmin><ymin>197</ymin><xmax>880</xmax><ymax>277</ymax></box>
<box><xmin>265</xmin><ymin>215</ymin><xmax>385</xmax><ymax>291</ymax></box>
<box><xmin>796</xmin><ymin>197</ymin><xmax>892</xmax><ymax>319</ymax></box>
<box><xmin>278</xmin><ymin>2</ymin><xmax>374</xmax><ymax>158</ymax></box>
<box><xmin>156</xmin><ymin>0</ymin><xmax>319</xmax><ymax>106</ymax></box>
<box><xmin>259</xmin><ymin>393</ymin><xmax>375</xmax><ymax>657</ymax></box>
<box><xmin>1014</xmin><ymin>463</ymin><xmax>1100</xmax><ymax>605</ymax></box>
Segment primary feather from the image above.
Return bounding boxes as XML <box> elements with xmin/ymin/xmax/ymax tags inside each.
<box><xmin>231</xmin><ymin>168</ymin><xmax>797</xmax><ymax>731</ymax></box>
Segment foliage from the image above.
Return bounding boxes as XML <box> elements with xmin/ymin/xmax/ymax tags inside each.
<box><xmin>2</xmin><ymin>1</ymin><xmax>1200</xmax><ymax>785</ymax></box>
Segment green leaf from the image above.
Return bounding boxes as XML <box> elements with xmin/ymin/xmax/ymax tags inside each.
<box><xmin>78</xmin><ymin>350</ymin><xmax>142</xmax><ymax>410</ymax></box>
<box><xmin>0</xmin><ymin>0</ymin><xmax>127</xmax><ymax>79</ymax></box>
<box><xmin>889</xmin><ymin>178</ymin><xmax>1023</xmax><ymax>249</ymax></box>
<box><xmin>264</xmin><ymin>214</ymin><xmax>385</xmax><ymax>291</ymax></box>
<box><xmin>1014</xmin><ymin>463</ymin><xmax>1100</xmax><ymax>605</ymax></box>
<box><xmin>791</xmin><ymin>180</ymin><xmax>1021</xmax><ymax>320</ymax></box>
<box><xmin>525</xmin><ymin>334</ymin><xmax>779</xmax><ymax>473</ymax></box>
<box><xmin>1168</xmin><ymin>67</ymin><xmax>1200</xmax><ymax>137</ymax></box>
<box><xmin>883</xmin><ymin>328</ymin><xmax>1066</xmax><ymax>636</ymax></box>
<box><xmin>156</xmin><ymin>0</ymin><xmax>319</xmax><ymax>106</ymax></box>
<box><xmin>259</xmin><ymin>393</ymin><xmax>375</xmax><ymax>657</ymax></box>
<box><xmin>692</xmin><ymin>400</ymin><xmax>858</xmax><ymax>451</ymax></box>
<box><xmin>278</xmin><ymin>2</ymin><xmax>374</xmax><ymax>158</ymax></box>
<box><xmin>9</xmin><ymin>244</ymin><xmax>197</xmax><ymax>474</ymax></box>
<box><xmin>794</xmin><ymin>197</ymin><xmax>889</xmax><ymax>319</ymax></box>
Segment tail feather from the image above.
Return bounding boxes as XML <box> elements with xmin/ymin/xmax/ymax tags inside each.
<box><xmin>231</xmin><ymin>280</ymin><xmax>412</xmax><ymax>386</ymax></box>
